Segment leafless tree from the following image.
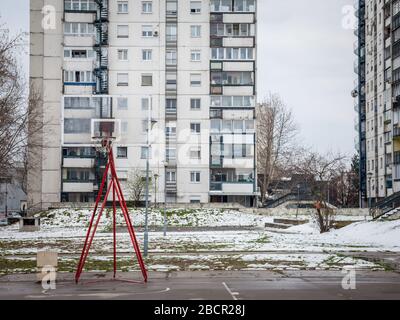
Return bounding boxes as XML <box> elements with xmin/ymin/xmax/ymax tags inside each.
<box><xmin>0</xmin><ymin>26</ymin><xmax>42</xmax><ymax>192</ymax></box>
<box><xmin>126</xmin><ymin>169</ymin><xmax>148</xmax><ymax>207</ymax></box>
<box><xmin>293</xmin><ymin>151</ymin><xmax>347</xmax><ymax>233</ymax></box>
<box><xmin>257</xmin><ymin>93</ymin><xmax>299</xmax><ymax>203</ymax></box>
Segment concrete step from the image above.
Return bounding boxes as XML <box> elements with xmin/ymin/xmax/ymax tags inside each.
<box><xmin>381</xmin><ymin>212</ymin><xmax>400</xmax><ymax>221</ymax></box>
<box><xmin>264</xmin><ymin>222</ymin><xmax>292</xmax><ymax>230</ymax></box>
<box><xmin>273</xmin><ymin>218</ymin><xmax>309</xmax><ymax>226</ymax></box>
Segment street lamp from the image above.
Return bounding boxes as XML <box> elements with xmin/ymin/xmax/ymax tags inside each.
<box><xmin>296</xmin><ymin>184</ymin><xmax>300</xmax><ymax>220</ymax></box>
<box><xmin>367</xmin><ymin>172</ymin><xmax>373</xmax><ymax>209</ymax></box>
<box><xmin>153</xmin><ymin>173</ymin><xmax>159</xmax><ymax>208</ymax></box>
<box><xmin>162</xmin><ymin>160</ymin><xmax>169</xmax><ymax>237</ymax></box>
<box><xmin>144</xmin><ymin>96</ymin><xmax>157</xmax><ymax>257</ymax></box>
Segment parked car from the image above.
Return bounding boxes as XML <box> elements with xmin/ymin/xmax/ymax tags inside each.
<box><xmin>0</xmin><ymin>218</ymin><xmax>8</xmax><ymax>226</ymax></box>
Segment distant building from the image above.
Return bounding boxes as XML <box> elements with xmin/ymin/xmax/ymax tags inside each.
<box><xmin>355</xmin><ymin>0</ymin><xmax>400</xmax><ymax>207</ymax></box>
<box><xmin>0</xmin><ymin>171</ymin><xmax>27</xmax><ymax>216</ymax></box>
<box><xmin>28</xmin><ymin>0</ymin><xmax>258</xmax><ymax>210</ymax></box>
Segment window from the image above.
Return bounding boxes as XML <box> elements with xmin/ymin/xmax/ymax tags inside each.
<box><xmin>166</xmin><ymin>171</ymin><xmax>176</xmax><ymax>182</ymax></box>
<box><xmin>190</xmin><ymin>98</ymin><xmax>201</xmax><ymax>110</ymax></box>
<box><xmin>190</xmin><ymin>1</ymin><xmax>201</xmax><ymax>13</ymax></box>
<box><xmin>190</xmin><ymin>74</ymin><xmax>201</xmax><ymax>86</ymax></box>
<box><xmin>210</xmin><ymin>0</ymin><xmax>233</xmax><ymax>12</ymax></box>
<box><xmin>142</xmin><ymin>25</ymin><xmax>153</xmax><ymax>37</ymax></box>
<box><xmin>117</xmin><ymin>25</ymin><xmax>129</xmax><ymax>38</ymax></box>
<box><xmin>141</xmin><ymin>74</ymin><xmax>153</xmax><ymax>86</ymax></box>
<box><xmin>117</xmin><ymin>147</ymin><xmax>128</xmax><ymax>158</ymax></box>
<box><xmin>64</xmin><ymin>22</ymin><xmax>95</xmax><ymax>36</ymax></box>
<box><xmin>166</xmin><ymin>1</ymin><xmax>177</xmax><ymax>15</ymax></box>
<box><xmin>142</xmin><ymin>1</ymin><xmax>152</xmax><ymax>13</ymax></box>
<box><xmin>166</xmin><ymin>50</ymin><xmax>177</xmax><ymax>65</ymax></box>
<box><xmin>210</xmin><ymin>23</ymin><xmax>252</xmax><ymax>37</ymax></box>
<box><xmin>190</xmin><ymin>171</ymin><xmax>201</xmax><ymax>183</ymax></box>
<box><xmin>65</xmin><ymin>169</ymin><xmax>91</xmax><ymax>182</ymax></box>
<box><xmin>190</xmin><ymin>148</ymin><xmax>201</xmax><ymax>159</ymax></box>
<box><xmin>166</xmin><ymin>25</ymin><xmax>177</xmax><ymax>41</ymax></box>
<box><xmin>64</xmin><ymin>119</ymin><xmax>91</xmax><ymax>133</ymax></box>
<box><xmin>65</xmin><ymin>0</ymin><xmax>97</xmax><ymax>11</ymax></box>
<box><xmin>166</xmin><ymin>148</ymin><xmax>176</xmax><ymax>160</ymax></box>
<box><xmin>64</xmin><ymin>97</ymin><xmax>92</xmax><ymax>109</ymax></box>
<box><xmin>141</xmin><ymin>146</ymin><xmax>151</xmax><ymax>159</ymax></box>
<box><xmin>117</xmin><ymin>1</ymin><xmax>128</xmax><ymax>13</ymax></box>
<box><xmin>191</xmin><ymin>50</ymin><xmax>201</xmax><ymax>61</ymax></box>
<box><xmin>118</xmin><ymin>49</ymin><xmax>128</xmax><ymax>61</ymax></box>
<box><xmin>64</xmin><ymin>49</ymin><xmax>95</xmax><ymax>59</ymax></box>
<box><xmin>166</xmin><ymin>99</ymin><xmax>177</xmax><ymax>112</ymax></box>
<box><xmin>234</xmin><ymin>0</ymin><xmax>256</xmax><ymax>12</ymax></box>
<box><xmin>191</xmin><ymin>25</ymin><xmax>201</xmax><ymax>38</ymax></box>
<box><xmin>117</xmin><ymin>73</ymin><xmax>129</xmax><ymax>86</ymax></box>
<box><xmin>212</xmin><ymin>47</ymin><xmax>254</xmax><ymax>60</ymax></box>
<box><xmin>211</xmin><ymin>71</ymin><xmax>254</xmax><ymax>85</ymax></box>
<box><xmin>64</xmin><ymin>70</ymin><xmax>94</xmax><ymax>83</ymax></box>
<box><xmin>142</xmin><ymin>49</ymin><xmax>152</xmax><ymax>61</ymax></box>
<box><xmin>117</xmin><ymin>97</ymin><xmax>128</xmax><ymax>110</ymax></box>
<box><xmin>141</xmin><ymin>98</ymin><xmax>150</xmax><ymax>110</ymax></box>
<box><xmin>190</xmin><ymin>123</ymin><xmax>201</xmax><ymax>134</ymax></box>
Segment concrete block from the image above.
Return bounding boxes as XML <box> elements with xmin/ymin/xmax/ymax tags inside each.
<box><xmin>19</xmin><ymin>217</ymin><xmax>41</xmax><ymax>232</ymax></box>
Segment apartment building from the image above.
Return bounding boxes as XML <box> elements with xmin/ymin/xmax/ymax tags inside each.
<box><xmin>355</xmin><ymin>0</ymin><xmax>400</xmax><ymax>207</ymax></box>
<box><xmin>28</xmin><ymin>0</ymin><xmax>258</xmax><ymax>210</ymax></box>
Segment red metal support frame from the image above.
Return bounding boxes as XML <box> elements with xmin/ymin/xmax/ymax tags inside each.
<box><xmin>75</xmin><ymin>141</ymin><xmax>148</xmax><ymax>284</ymax></box>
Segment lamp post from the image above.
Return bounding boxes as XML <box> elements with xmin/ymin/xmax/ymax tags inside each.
<box><xmin>367</xmin><ymin>172</ymin><xmax>373</xmax><ymax>209</ymax></box>
<box><xmin>154</xmin><ymin>174</ymin><xmax>159</xmax><ymax>208</ymax></box>
<box><xmin>296</xmin><ymin>184</ymin><xmax>300</xmax><ymax>220</ymax></box>
<box><xmin>162</xmin><ymin>161</ymin><xmax>169</xmax><ymax>236</ymax></box>
<box><xmin>364</xmin><ymin>172</ymin><xmax>373</xmax><ymax>220</ymax></box>
<box><xmin>144</xmin><ymin>96</ymin><xmax>157</xmax><ymax>257</ymax></box>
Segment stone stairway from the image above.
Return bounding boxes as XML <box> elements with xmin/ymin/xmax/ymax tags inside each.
<box><xmin>379</xmin><ymin>208</ymin><xmax>400</xmax><ymax>221</ymax></box>
<box><xmin>265</xmin><ymin>218</ymin><xmax>309</xmax><ymax>231</ymax></box>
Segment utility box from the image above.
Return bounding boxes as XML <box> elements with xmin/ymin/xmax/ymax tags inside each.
<box><xmin>19</xmin><ymin>217</ymin><xmax>40</xmax><ymax>232</ymax></box>
<box><xmin>36</xmin><ymin>250</ymin><xmax>58</xmax><ymax>283</ymax></box>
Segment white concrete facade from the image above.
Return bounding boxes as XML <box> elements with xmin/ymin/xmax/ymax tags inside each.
<box><xmin>28</xmin><ymin>0</ymin><xmax>258</xmax><ymax>210</ymax></box>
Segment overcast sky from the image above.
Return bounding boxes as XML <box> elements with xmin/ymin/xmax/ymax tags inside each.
<box><xmin>0</xmin><ymin>0</ymin><xmax>357</xmax><ymax>156</ymax></box>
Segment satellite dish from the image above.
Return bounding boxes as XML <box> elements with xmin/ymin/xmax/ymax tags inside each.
<box><xmin>351</xmin><ymin>89</ymin><xmax>358</xmax><ymax>98</ymax></box>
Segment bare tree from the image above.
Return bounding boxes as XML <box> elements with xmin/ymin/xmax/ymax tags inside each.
<box><xmin>293</xmin><ymin>151</ymin><xmax>347</xmax><ymax>233</ymax></box>
<box><xmin>0</xmin><ymin>26</ymin><xmax>42</xmax><ymax>191</ymax></box>
<box><xmin>257</xmin><ymin>93</ymin><xmax>298</xmax><ymax>203</ymax></box>
<box><xmin>126</xmin><ymin>169</ymin><xmax>148</xmax><ymax>207</ymax></box>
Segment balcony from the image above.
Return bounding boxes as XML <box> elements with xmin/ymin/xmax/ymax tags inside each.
<box><xmin>63</xmin><ymin>157</ymin><xmax>95</xmax><ymax>168</ymax></box>
<box><xmin>64</xmin><ymin>0</ymin><xmax>97</xmax><ymax>12</ymax></box>
<box><xmin>62</xmin><ymin>181</ymin><xmax>95</xmax><ymax>193</ymax></box>
<box><xmin>394</xmin><ymin>127</ymin><xmax>400</xmax><ymax>140</ymax></box>
<box><xmin>210</xmin><ymin>182</ymin><xmax>254</xmax><ymax>195</ymax></box>
<box><xmin>165</xmin><ymin>181</ymin><xmax>177</xmax><ymax>193</ymax></box>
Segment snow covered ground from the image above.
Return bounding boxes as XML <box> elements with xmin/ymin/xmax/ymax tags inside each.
<box><xmin>0</xmin><ymin>208</ymin><xmax>398</xmax><ymax>274</ymax></box>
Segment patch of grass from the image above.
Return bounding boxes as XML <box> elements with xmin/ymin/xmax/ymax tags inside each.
<box><xmin>252</xmin><ymin>234</ymin><xmax>270</xmax><ymax>244</ymax></box>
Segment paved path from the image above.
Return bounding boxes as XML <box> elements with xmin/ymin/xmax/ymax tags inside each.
<box><xmin>1</xmin><ymin>271</ymin><xmax>399</xmax><ymax>300</ymax></box>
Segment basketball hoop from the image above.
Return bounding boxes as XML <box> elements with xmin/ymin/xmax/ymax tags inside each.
<box><xmin>75</xmin><ymin>121</ymin><xmax>148</xmax><ymax>284</ymax></box>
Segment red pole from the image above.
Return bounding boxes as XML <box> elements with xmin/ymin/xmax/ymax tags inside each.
<box><xmin>112</xmin><ymin>177</ymin><xmax>148</xmax><ymax>282</ymax></box>
<box><xmin>112</xmin><ymin>182</ymin><xmax>117</xmax><ymax>279</ymax></box>
<box><xmin>75</xmin><ymin>142</ymin><xmax>148</xmax><ymax>283</ymax></box>
<box><xmin>75</xmin><ymin>179</ymin><xmax>114</xmax><ymax>283</ymax></box>
<box><xmin>75</xmin><ymin>161</ymin><xmax>110</xmax><ymax>283</ymax></box>
<box><xmin>108</xmin><ymin>153</ymin><xmax>147</xmax><ymax>282</ymax></box>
